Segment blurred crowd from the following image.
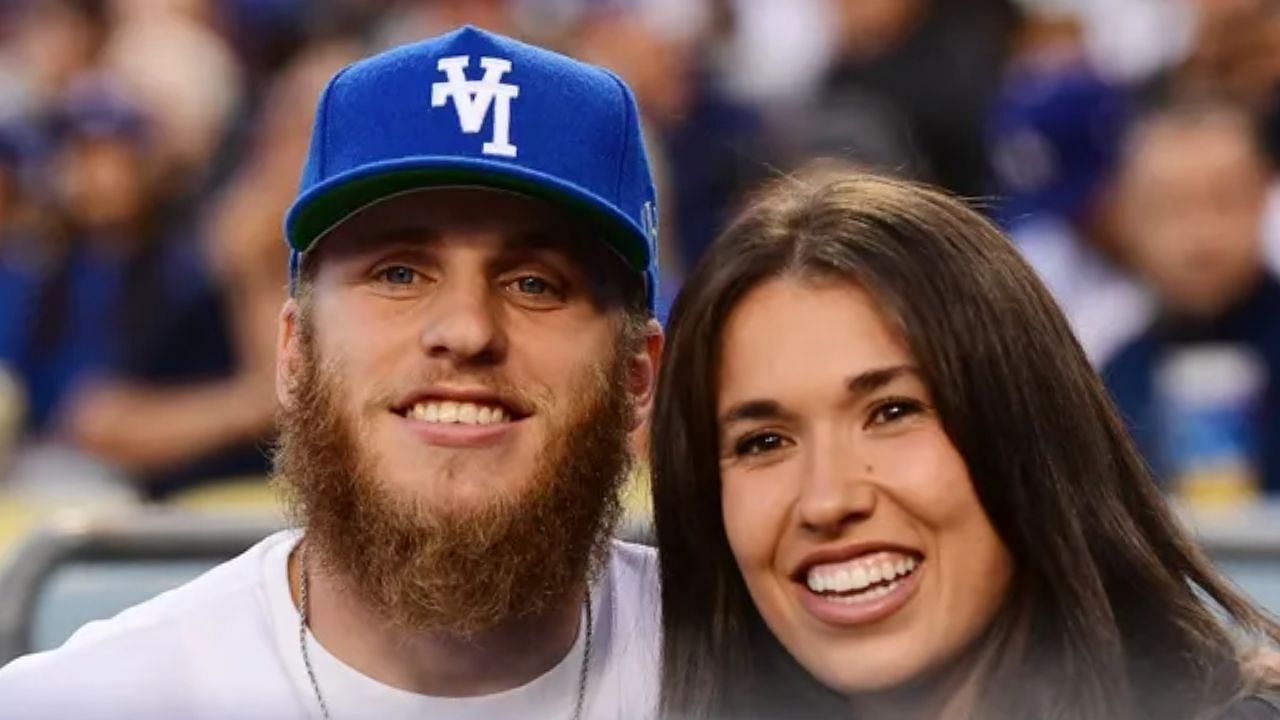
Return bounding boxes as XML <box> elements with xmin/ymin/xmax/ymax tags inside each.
<box><xmin>0</xmin><ymin>0</ymin><xmax>1276</xmax><ymax>506</ymax></box>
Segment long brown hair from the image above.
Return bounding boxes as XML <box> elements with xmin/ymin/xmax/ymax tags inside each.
<box><xmin>651</xmin><ymin>168</ymin><xmax>1280</xmax><ymax>719</ymax></box>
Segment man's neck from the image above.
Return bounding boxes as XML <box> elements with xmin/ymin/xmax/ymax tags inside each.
<box><xmin>288</xmin><ymin>543</ymin><xmax>587</xmax><ymax>697</ymax></box>
<box><xmin>1164</xmin><ymin>266</ymin><xmax>1269</xmax><ymax>327</ymax></box>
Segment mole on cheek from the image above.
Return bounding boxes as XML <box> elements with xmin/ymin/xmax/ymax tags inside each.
<box><xmin>865</xmin><ymin>465</ymin><xmax>874</xmax><ymax>474</ymax></box>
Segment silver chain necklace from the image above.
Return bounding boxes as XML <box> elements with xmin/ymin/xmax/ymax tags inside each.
<box><xmin>296</xmin><ymin>543</ymin><xmax>593</xmax><ymax>720</ymax></box>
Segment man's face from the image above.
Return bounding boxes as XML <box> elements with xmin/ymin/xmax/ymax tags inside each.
<box><xmin>1118</xmin><ymin>114</ymin><xmax>1270</xmax><ymax>317</ymax></box>
<box><xmin>58</xmin><ymin>137</ymin><xmax>149</xmax><ymax>231</ymax></box>
<box><xmin>275</xmin><ymin>188</ymin><xmax>660</xmax><ymax>631</ymax></box>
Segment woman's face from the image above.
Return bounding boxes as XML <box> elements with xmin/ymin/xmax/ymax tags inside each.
<box><xmin>716</xmin><ymin>277</ymin><xmax>1013</xmax><ymax>696</ymax></box>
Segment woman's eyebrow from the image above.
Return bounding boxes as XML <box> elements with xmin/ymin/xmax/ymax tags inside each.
<box><xmin>718</xmin><ymin>366</ymin><xmax>921</xmax><ymax>428</ymax></box>
<box><xmin>845</xmin><ymin>364</ymin><xmax>920</xmax><ymax>401</ymax></box>
<box><xmin>719</xmin><ymin>399</ymin><xmax>791</xmax><ymax>427</ymax></box>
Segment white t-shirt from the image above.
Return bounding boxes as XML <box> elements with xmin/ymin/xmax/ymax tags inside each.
<box><xmin>0</xmin><ymin>531</ymin><xmax>660</xmax><ymax>720</ymax></box>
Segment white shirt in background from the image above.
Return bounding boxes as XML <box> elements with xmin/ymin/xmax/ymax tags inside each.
<box><xmin>718</xmin><ymin>0</ymin><xmax>838</xmax><ymax>108</ymax></box>
<box><xmin>1013</xmin><ymin>217</ymin><xmax>1154</xmax><ymax>367</ymax></box>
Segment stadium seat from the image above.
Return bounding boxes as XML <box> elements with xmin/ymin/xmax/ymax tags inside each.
<box><xmin>0</xmin><ymin>509</ymin><xmax>283</xmax><ymax>666</ymax></box>
<box><xmin>1183</xmin><ymin>501</ymin><xmax>1280</xmax><ymax>617</ymax></box>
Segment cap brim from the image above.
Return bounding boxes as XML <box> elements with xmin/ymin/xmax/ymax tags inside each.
<box><xmin>285</xmin><ymin>157</ymin><xmax>651</xmax><ymax>274</ymax></box>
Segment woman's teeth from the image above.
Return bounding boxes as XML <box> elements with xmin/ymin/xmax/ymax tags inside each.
<box><xmin>407</xmin><ymin>401</ymin><xmax>510</xmax><ymax>425</ymax></box>
<box><xmin>806</xmin><ymin>552</ymin><xmax>920</xmax><ymax>597</ymax></box>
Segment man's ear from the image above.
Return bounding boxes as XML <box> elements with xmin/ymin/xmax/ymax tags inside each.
<box><xmin>276</xmin><ymin>298</ymin><xmax>303</xmax><ymax>410</ymax></box>
<box><xmin>627</xmin><ymin>319</ymin><xmax>664</xmax><ymax>432</ymax></box>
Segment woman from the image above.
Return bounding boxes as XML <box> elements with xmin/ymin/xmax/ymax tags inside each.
<box><xmin>651</xmin><ymin>168</ymin><xmax>1280</xmax><ymax>719</ymax></box>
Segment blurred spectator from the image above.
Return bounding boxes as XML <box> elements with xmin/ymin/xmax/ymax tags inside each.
<box><xmin>791</xmin><ymin>0</ymin><xmax>1020</xmax><ymax>198</ymax></box>
<box><xmin>375</xmin><ymin>0</ymin><xmax>522</xmax><ymax>48</ymax></box>
<box><xmin>49</xmin><ymin>42</ymin><xmax>366</xmax><ymax>500</ymax></box>
<box><xmin>1174</xmin><ymin>0</ymin><xmax>1280</xmax><ymax>154</ymax></box>
<box><xmin>203</xmin><ymin>39</ymin><xmax>360</xmax><ymax>423</ymax></box>
<box><xmin>0</xmin><ymin>126</ymin><xmax>33</xmax><ymax>472</ymax></box>
<box><xmin>217</xmin><ymin>0</ymin><xmax>374</xmax><ymax>91</ymax></box>
<box><xmin>51</xmin><ymin>36</ymin><xmax>362</xmax><ymax>498</ymax></box>
<box><xmin>1169</xmin><ymin>0</ymin><xmax>1280</xmax><ymax>280</ymax></box>
<box><xmin>2</xmin><ymin>77</ymin><xmax>154</xmax><ymax>437</ymax></box>
<box><xmin>103</xmin><ymin>9</ymin><xmax>243</xmax><ymax>196</ymax></box>
<box><xmin>0</xmin><ymin>78</ymin><xmax>269</xmax><ymax>499</ymax></box>
<box><xmin>712</xmin><ymin>0</ymin><xmax>839</xmax><ymax>109</ymax></box>
<box><xmin>0</xmin><ymin>0</ymin><xmax>111</xmax><ymax>120</ymax></box>
<box><xmin>1104</xmin><ymin>99</ymin><xmax>1280</xmax><ymax>498</ymax></box>
<box><xmin>0</xmin><ymin>125</ymin><xmax>43</xmax><ymax>360</ymax></box>
<box><xmin>987</xmin><ymin>8</ymin><xmax>1152</xmax><ymax>364</ymax></box>
<box><xmin>573</xmin><ymin>0</ymin><xmax>774</xmax><ymax>286</ymax></box>
<box><xmin>1036</xmin><ymin>0</ymin><xmax>1195</xmax><ymax>84</ymax></box>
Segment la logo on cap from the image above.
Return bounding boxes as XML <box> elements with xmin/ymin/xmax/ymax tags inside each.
<box><xmin>641</xmin><ymin>200</ymin><xmax>658</xmax><ymax>246</ymax></box>
<box><xmin>431</xmin><ymin>55</ymin><xmax>520</xmax><ymax>158</ymax></box>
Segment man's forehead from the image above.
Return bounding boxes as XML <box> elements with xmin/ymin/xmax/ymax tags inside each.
<box><xmin>318</xmin><ymin>187</ymin><xmax>594</xmax><ymax>257</ymax></box>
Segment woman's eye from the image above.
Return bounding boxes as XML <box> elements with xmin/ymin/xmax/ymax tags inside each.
<box><xmin>733</xmin><ymin>432</ymin><xmax>791</xmax><ymax>457</ymax></box>
<box><xmin>869</xmin><ymin>399</ymin><xmax>925</xmax><ymax>426</ymax></box>
<box><xmin>377</xmin><ymin>265</ymin><xmax>418</xmax><ymax>285</ymax></box>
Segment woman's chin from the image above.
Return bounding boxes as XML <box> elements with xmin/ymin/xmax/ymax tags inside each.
<box><xmin>797</xmin><ymin>651</ymin><xmax>930</xmax><ymax>697</ymax></box>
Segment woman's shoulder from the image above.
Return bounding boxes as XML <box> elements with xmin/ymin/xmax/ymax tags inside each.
<box><xmin>1218</xmin><ymin>692</ymin><xmax>1280</xmax><ymax>719</ymax></box>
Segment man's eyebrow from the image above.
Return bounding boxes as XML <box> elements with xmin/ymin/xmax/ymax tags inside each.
<box><xmin>506</xmin><ymin>229</ymin><xmax>552</xmax><ymax>249</ymax></box>
<box><xmin>500</xmin><ymin>228</ymin><xmax>593</xmax><ymax>254</ymax></box>
<box><xmin>377</xmin><ymin>227</ymin><xmax>440</xmax><ymax>245</ymax></box>
<box><xmin>494</xmin><ymin>230</ymin><xmax>618</xmax><ymax>283</ymax></box>
<box><xmin>324</xmin><ymin>225</ymin><xmax>439</xmax><ymax>257</ymax></box>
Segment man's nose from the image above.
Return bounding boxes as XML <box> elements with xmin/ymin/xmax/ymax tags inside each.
<box><xmin>418</xmin><ymin>275</ymin><xmax>505</xmax><ymax>366</ymax></box>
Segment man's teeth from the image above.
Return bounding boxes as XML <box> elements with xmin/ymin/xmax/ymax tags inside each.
<box><xmin>806</xmin><ymin>552</ymin><xmax>920</xmax><ymax>595</ymax></box>
<box><xmin>408</xmin><ymin>401</ymin><xmax>510</xmax><ymax>425</ymax></box>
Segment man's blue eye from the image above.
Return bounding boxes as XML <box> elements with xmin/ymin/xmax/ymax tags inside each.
<box><xmin>381</xmin><ymin>266</ymin><xmax>416</xmax><ymax>284</ymax></box>
<box><xmin>515</xmin><ymin>276</ymin><xmax>549</xmax><ymax>295</ymax></box>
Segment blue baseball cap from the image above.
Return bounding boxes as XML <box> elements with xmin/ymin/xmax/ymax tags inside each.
<box><xmin>54</xmin><ymin>76</ymin><xmax>150</xmax><ymax>146</ymax></box>
<box><xmin>284</xmin><ymin>25</ymin><xmax>659</xmax><ymax>310</ymax></box>
<box><xmin>987</xmin><ymin>63</ymin><xmax>1128</xmax><ymax>229</ymax></box>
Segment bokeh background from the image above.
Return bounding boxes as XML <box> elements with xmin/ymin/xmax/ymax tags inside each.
<box><xmin>1</xmin><ymin>0</ymin><xmax>1280</xmax><ymax>661</ymax></box>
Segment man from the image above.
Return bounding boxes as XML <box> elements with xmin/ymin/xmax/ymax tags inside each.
<box><xmin>0</xmin><ymin>25</ymin><xmax>664</xmax><ymax>720</ymax></box>
<box><xmin>986</xmin><ymin>40</ymin><xmax>1154</xmax><ymax>367</ymax></box>
<box><xmin>1105</xmin><ymin>97</ymin><xmax>1280</xmax><ymax>497</ymax></box>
